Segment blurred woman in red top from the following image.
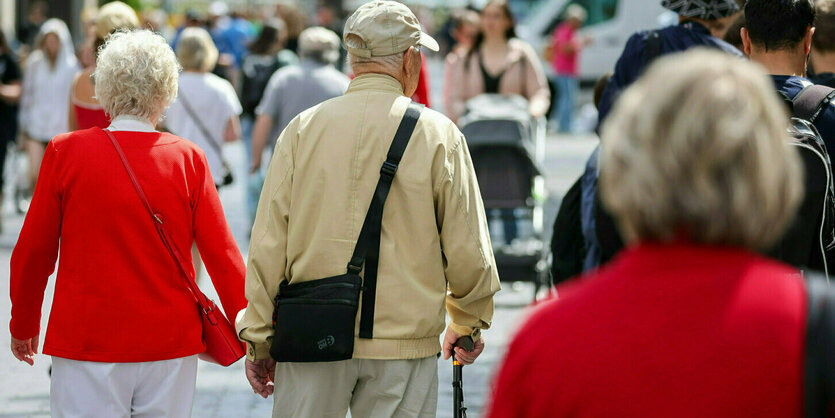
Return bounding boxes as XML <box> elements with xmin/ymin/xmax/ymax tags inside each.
<box><xmin>488</xmin><ymin>50</ymin><xmax>808</xmax><ymax>417</ymax></box>
<box><xmin>9</xmin><ymin>29</ymin><xmax>246</xmax><ymax>416</ymax></box>
<box><xmin>68</xmin><ymin>1</ymin><xmax>139</xmax><ymax>131</ymax></box>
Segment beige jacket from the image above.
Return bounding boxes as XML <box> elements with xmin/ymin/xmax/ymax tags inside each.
<box><xmin>236</xmin><ymin>74</ymin><xmax>500</xmax><ymax>361</ymax></box>
<box><xmin>445</xmin><ymin>38</ymin><xmax>551</xmax><ymax>123</ymax></box>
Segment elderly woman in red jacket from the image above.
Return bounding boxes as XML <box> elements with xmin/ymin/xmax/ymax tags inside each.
<box><xmin>488</xmin><ymin>49</ymin><xmax>808</xmax><ymax>417</ymax></box>
<box><xmin>9</xmin><ymin>29</ymin><xmax>246</xmax><ymax>416</ymax></box>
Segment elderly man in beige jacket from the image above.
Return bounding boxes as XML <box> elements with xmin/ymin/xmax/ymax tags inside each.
<box><xmin>236</xmin><ymin>1</ymin><xmax>500</xmax><ymax>416</ymax></box>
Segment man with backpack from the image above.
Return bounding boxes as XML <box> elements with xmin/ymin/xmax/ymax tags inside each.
<box><xmin>742</xmin><ymin>0</ymin><xmax>835</xmax><ymax>273</ymax></box>
<box><xmin>551</xmin><ymin>0</ymin><xmax>744</xmax><ymax>282</ymax></box>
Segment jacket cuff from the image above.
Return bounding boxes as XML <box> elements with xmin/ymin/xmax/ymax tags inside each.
<box><xmin>245</xmin><ymin>342</ymin><xmax>272</xmax><ymax>362</ymax></box>
<box><xmin>449</xmin><ymin>323</ymin><xmax>482</xmax><ymax>342</ymax></box>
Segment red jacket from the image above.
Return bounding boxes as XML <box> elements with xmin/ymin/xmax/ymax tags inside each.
<box><xmin>10</xmin><ymin>128</ymin><xmax>247</xmax><ymax>362</ymax></box>
<box><xmin>488</xmin><ymin>242</ymin><xmax>804</xmax><ymax>418</ymax></box>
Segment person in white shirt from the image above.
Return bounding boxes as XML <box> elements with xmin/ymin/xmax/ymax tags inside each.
<box><xmin>164</xmin><ymin>27</ymin><xmax>241</xmax><ymax>189</ymax></box>
<box><xmin>18</xmin><ymin>18</ymin><xmax>78</xmax><ymax>194</ymax></box>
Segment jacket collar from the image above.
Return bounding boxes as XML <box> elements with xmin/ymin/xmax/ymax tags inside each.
<box><xmin>680</xmin><ymin>20</ymin><xmax>711</xmax><ymax>36</ymax></box>
<box><xmin>346</xmin><ymin>73</ymin><xmax>405</xmax><ymax>96</ymax></box>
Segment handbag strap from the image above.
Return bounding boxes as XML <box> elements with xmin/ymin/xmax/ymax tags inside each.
<box><xmin>176</xmin><ymin>88</ymin><xmax>225</xmax><ymax>157</ymax></box>
<box><xmin>348</xmin><ymin>101</ymin><xmax>423</xmax><ymax>339</ymax></box>
<box><xmin>102</xmin><ymin>128</ymin><xmax>214</xmax><ymax>313</ymax></box>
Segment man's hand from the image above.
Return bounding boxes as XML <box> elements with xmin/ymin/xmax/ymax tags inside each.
<box><xmin>245</xmin><ymin>358</ymin><xmax>276</xmax><ymax>398</ymax></box>
<box><xmin>11</xmin><ymin>335</ymin><xmax>38</xmax><ymax>366</ymax></box>
<box><xmin>442</xmin><ymin>327</ymin><xmax>485</xmax><ymax>366</ymax></box>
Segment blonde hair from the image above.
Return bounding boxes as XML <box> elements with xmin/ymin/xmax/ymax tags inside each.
<box><xmin>599</xmin><ymin>49</ymin><xmax>803</xmax><ymax>250</ymax></box>
<box><xmin>94</xmin><ymin>30</ymin><xmax>180</xmax><ymax>121</ymax></box>
<box><xmin>95</xmin><ymin>1</ymin><xmax>139</xmax><ymax>39</ymax></box>
<box><xmin>176</xmin><ymin>27</ymin><xmax>219</xmax><ymax>72</ymax></box>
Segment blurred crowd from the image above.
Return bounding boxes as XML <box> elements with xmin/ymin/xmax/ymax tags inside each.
<box><xmin>0</xmin><ymin>0</ymin><xmax>571</xmax><ymax>232</ymax></box>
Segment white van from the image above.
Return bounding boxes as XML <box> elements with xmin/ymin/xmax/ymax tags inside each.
<box><xmin>517</xmin><ymin>0</ymin><xmax>667</xmax><ymax>85</ymax></box>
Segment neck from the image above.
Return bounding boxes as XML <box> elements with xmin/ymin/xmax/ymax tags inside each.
<box><xmin>482</xmin><ymin>35</ymin><xmax>507</xmax><ymax>50</ymax></box>
<box><xmin>355</xmin><ymin>70</ymin><xmax>406</xmax><ymax>93</ymax></box>
<box><xmin>811</xmin><ymin>49</ymin><xmax>835</xmax><ymax>75</ymax></box>
<box><xmin>749</xmin><ymin>49</ymin><xmax>808</xmax><ymax>77</ymax></box>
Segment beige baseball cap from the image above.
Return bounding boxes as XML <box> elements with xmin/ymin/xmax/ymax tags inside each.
<box><xmin>344</xmin><ymin>1</ymin><xmax>439</xmax><ymax>58</ymax></box>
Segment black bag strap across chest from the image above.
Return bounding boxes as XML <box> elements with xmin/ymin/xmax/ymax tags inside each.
<box><xmin>643</xmin><ymin>30</ymin><xmax>662</xmax><ymax>68</ymax></box>
<box><xmin>348</xmin><ymin>101</ymin><xmax>423</xmax><ymax>339</ymax></box>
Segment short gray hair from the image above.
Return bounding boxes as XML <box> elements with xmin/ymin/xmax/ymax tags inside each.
<box><xmin>94</xmin><ymin>29</ymin><xmax>180</xmax><ymax>121</ymax></box>
<box><xmin>600</xmin><ymin>49</ymin><xmax>803</xmax><ymax>250</ymax></box>
<box><xmin>345</xmin><ymin>33</ymin><xmax>405</xmax><ymax>74</ymax></box>
<box><xmin>176</xmin><ymin>27</ymin><xmax>218</xmax><ymax>72</ymax></box>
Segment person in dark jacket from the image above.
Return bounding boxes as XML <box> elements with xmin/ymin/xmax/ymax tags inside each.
<box><xmin>596</xmin><ymin>0</ymin><xmax>742</xmax><ymax>130</ymax></box>
<box><xmin>580</xmin><ymin>0</ymin><xmax>743</xmax><ymax>272</ymax></box>
<box><xmin>741</xmin><ymin>0</ymin><xmax>835</xmax><ymax>273</ymax></box>
<box><xmin>743</xmin><ymin>0</ymin><xmax>835</xmax><ymax>150</ymax></box>
<box><xmin>811</xmin><ymin>0</ymin><xmax>835</xmax><ymax>87</ymax></box>
<box><xmin>239</xmin><ymin>19</ymin><xmax>297</xmax><ymax>168</ymax></box>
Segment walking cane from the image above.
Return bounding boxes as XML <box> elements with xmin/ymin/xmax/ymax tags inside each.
<box><xmin>453</xmin><ymin>336</ymin><xmax>475</xmax><ymax>418</ymax></box>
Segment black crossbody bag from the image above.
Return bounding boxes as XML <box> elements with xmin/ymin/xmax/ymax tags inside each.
<box><xmin>270</xmin><ymin>102</ymin><xmax>424</xmax><ymax>363</ymax></box>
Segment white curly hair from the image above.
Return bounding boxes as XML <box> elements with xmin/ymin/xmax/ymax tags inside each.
<box><xmin>93</xmin><ymin>29</ymin><xmax>180</xmax><ymax>121</ymax></box>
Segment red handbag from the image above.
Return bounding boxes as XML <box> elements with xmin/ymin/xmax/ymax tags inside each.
<box><xmin>103</xmin><ymin>128</ymin><xmax>245</xmax><ymax>366</ymax></box>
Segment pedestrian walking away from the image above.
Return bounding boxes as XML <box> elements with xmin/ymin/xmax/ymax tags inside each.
<box><xmin>0</xmin><ymin>30</ymin><xmax>22</xmax><ymax>231</ymax></box>
<box><xmin>68</xmin><ymin>1</ymin><xmax>139</xmax><ymax>132</ymax></box>
<box><xmin>742</xmin><ymin>0</ymin><xmax>835</xmax><ymax>273</ymax></box>
<box><xmin>489</xmin><ymin>49</ymin><xmax>814</xmax><ymax>418</ymax></box>
<box><xmin>248</xmin><ymin>26</ymin><xmax>349</xmax><ymax>227</ymax></box>
<box><xmin>575</xmin><ymin>0</ymin><xmax>742</xmax><ymax>273</ymax></box>
<box><xmin>549</xmin><ymin>4</ymin><xmax>590</xmax><ymax>133</ymax></box>
<box><xmin>9</xmin><ymin>30</ymin><xmax>247</xmax><ymax>417</ymax></box>
<box><xmin>18</xmin><ymin>18</ymin><xmax>78</xmax><ymax>202</ymax></box>
<box><xmin>811</xmin><ymin>0</ymin><xmax>835</xmax><ymax>87</ymax></box>
<box><xmin>236</xmin><ymin>1</ymin><xmax>500</xmax><ymax>416</ymax></box>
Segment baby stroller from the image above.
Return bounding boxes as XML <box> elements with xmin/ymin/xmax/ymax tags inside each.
<box><xmin>459</xmin><ymin>95</ymin><xmax>549</xmax><ymax>299</ymax></box>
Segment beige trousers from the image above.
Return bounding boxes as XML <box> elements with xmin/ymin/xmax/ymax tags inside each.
<box><xmin>272</xmin><ymin>356</ymin><xmax>438</xmax><ymax>418</ymax></box>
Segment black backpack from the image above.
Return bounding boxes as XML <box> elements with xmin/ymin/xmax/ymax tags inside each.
<box><xmin>240</xmin><ymin>55</ymin><xmax>287</xmax><ymax>116</ymax></box>
<box><xmin>775</xmin><ymin>85</ymin><xmax>835</xmax><ymax>277</ymax></box>
<box><xmin>550</xmin><ymin>176</ymin><xmax>585</xmax><ymax>284</ymax></box>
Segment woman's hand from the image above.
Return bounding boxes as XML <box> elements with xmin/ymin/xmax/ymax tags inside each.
<box><xmin>11</xmin><ymin>335</ymin><xmax>38</xmax><ymax>366</ymax></box>
<box><xmin>245</xmin><ymin>358</ymin><xmax>276</xmax><ymax>398</ymax></box>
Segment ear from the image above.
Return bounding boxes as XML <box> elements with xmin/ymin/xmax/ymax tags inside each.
<box><xmin>805</xmin><ymin>26</ymin><xmax>815</xmax><ymax>55</ymax></box>
<box><xmin>402</xmin><ymin>46</ymin><xmax>415</xmax><ymax>76</ymax></box>
<box><xmin>740</xmin><ymin>27</ymin><xmax>753</xmax><ymax>56</ymax></box>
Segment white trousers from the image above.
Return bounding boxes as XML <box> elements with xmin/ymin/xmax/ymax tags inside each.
<box><xmin>50</xmin><ymin>355</ymin><xmax>198</xmax><ymax>418</ymax></box>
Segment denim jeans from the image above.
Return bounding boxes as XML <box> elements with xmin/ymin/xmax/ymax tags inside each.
<box><xmin>552</xmin><ymin>75</ymin><xmax>579</xmax><ymax>133</ymax></box>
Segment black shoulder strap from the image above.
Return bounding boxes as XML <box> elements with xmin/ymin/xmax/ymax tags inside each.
<box><xmin>793</xmin><ymin>84</ymin><xmax>835</xmax><ymax>124</ymax></box>
<box><xmin>347</xmin><ymin>101</ymin><xmax>423</xmax><ymax>339</ymax></box>
<box><xmin>643</xmin><ymin>30</ymin><xmax>662</xmax><ymax>68</ymax></box>
<box><xmin>805</xmin><ymin>272</ymin><xmax>835</xmax><ymax>417</ymax></box>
